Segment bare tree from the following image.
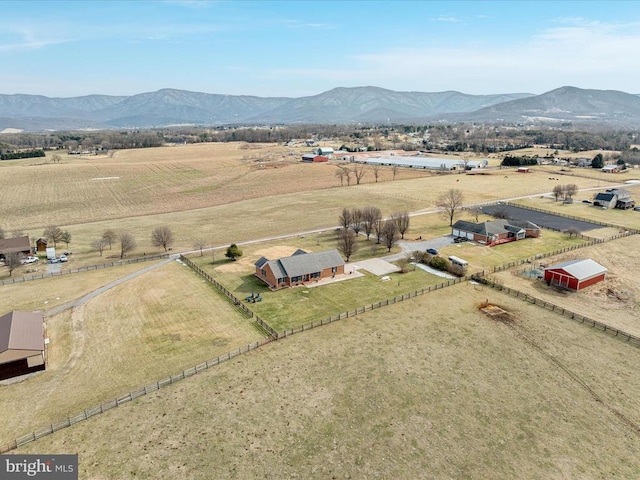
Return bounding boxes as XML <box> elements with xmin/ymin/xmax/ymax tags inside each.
<box><xmin>392</xmin><ymin>211</ymin><xmax>410</xmax><ymax>239</ymax></box>
<box><xmin>91</xmin><ymin>238</ymin><xmax>107</xmax><ymax>256</ymax></box>
<box><xmin>552</xmin><ymin>184</ymin><xmax>564</xmax><ymax>202</ymax></box>
<box><xmin>61</xmin><ymin>231</ymin><xmax>72</xmax><ymax>248</ymax></box>
<box><xmin>193</xmin><ymin>239</ymin><xmax>207</xmax><ymax>256</ymax></box>
<box><xmin>344</xmin><ymin>167</ymin><xmax>352</xmax><ymax>186</ymax></box>
<box><xmin>43</xmin><ymin>226</ymin><xmax>63</xmax><ymax>247</ymax></box>
<box><xmin>352</xmin><ymin>165</ymin><xmax>366</xmax><ymax>185</ymax></box>
<box><xmin>436</xmin><ymin>188</ymin><xmax>465</xmax><ymax>226</ymax></box>
<box><xmin>102</xmin><ymin>229</ymin><xmax>117</xmax><ymax>250</ymax></box>
<box><xmin>5</xmin><ymin>251</ymin><xmax>21</xmax><ymax>277</ymax></box>
<box><xmin>565</xmin><ymin>227</ymin><xmax>580</xmax><ymax>238</ymax></box>
<box><xmin>468</xmin><ymin>206</ymin><xmax>482</xmax><ymax>222</ymax></box>
<box><xmin>371</xmin><ymin>164</ymin><xmax>381</xmax><ymax>183</ymax></box>
<box><xmin>119</xmin><ymin>232</ymin><xmax>136</xmax><ymax>259</ymax></box>
<box><xmin>339</xmin><ymin>207</ymin><xmax>353</xmax><ymax>230</ymax></box>
<box><xmin>391</xmin><ymin>164</ymin><xmax>399</xmax><ymax>180</ymax></box>
<box><xmin>564</xmin><ymin>184</ymin><xmax>578</xmax><ymax>200</ymax></box>
<box><xmin>373</xmin><ymin>218</ymin><xmax>384</xmax><ymax>244</ymax></box>
<box><xmin>350</xmin><ymin>208</ymin><xmax>363</xmax><ymax>236</ymax></box>
<box><xmin>381</xmin><ymin>219</ymin><xmax>399</xmax><ymax>252</ymax></box>
<box><xmin>336</xmin><ymin>168</ymin><xmax>346</xmax><ymax>186</ymax></box>
<box><xmin>151</xmin><ymin>226</ymin><xmax>174</xmax><ymax>252</ymax></box>
<box><xmin>336</xmin><ymin>229</ymin><xmax>358</xmax><ymax>262</ymax></box>
<box><xmin>361</xmin><ymin>206</ymin><xmax>382</xmax><ymax>240</ymax></box>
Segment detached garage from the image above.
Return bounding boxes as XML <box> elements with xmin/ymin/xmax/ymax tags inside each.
<box><xmin>0</xmin><ymin>311</ymin><xmax>45</xmax><ymax>380</ymax></box>
<box><xmin>543</xmin><ymin>259</ymin><xmax>607</xmax><ymax>291</ymax></box>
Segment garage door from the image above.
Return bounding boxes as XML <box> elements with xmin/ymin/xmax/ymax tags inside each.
<box><xmin>452</xmin><ymin>229</ymin><xmax>460</xmax><ymax>237</ymax></box>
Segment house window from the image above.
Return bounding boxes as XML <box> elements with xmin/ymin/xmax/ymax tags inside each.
<box><xmin>331</xmin><ymin>267</ymin><xmax>338</xmax><ymax>273</ymax></box>
<box><xmin>311</xmin><ymin>272</ymin><xmax>320</xmax><ymax>278</ymax></box>
<box><xmin>291</xmin><ymin>276</ymin><xmax>302</xmax><ymax>282</ymax></box>
<box><xmin>278</xmin><ymin>277</ymin><xmax>285</xmax><ymax>284</ymax></box>
<box><xmin>261</xmin><ymin>269</ymin><xmax>266</xmax><ymax>277</ymax></box>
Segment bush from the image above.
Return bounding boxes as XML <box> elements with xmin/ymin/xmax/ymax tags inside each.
<box><xmin>428</xmin><ymin>255</ymin><xmax>449</xmax><ymax>271</ymax></box>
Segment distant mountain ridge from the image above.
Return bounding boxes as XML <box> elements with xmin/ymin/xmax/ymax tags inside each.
<box><xmin>1</xmin><ymin>86</ymin><xmax>640</xmax><ymax>132</ymax></box>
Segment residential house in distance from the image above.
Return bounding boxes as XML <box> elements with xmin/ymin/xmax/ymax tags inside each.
<box><xmin>601</xmin><ymin>164</ymin><xmax>622</xmax><ymax>173</ymax></box>
<box><xmin>0</xmin><ymin>236</ymin><xmax>31</xmax><ymax>261</ymax></box>
<box><xmin>593</xmin><ymin>188</ymin><xmax>633</xmax><ymax>209</ymax></box>
<box><xmin>315</xmin><ymin>147</ymin><xmax>334</xmax><ymax>158</ymax></box>
<box><xmin>255</xmin><ymin>249</ymin><xmax>345</xmax><ymax>290</ymax></box>
<box><xmin>543</xmin><ymin>259</ymin><xmax>607</xmax><ymax>290</ymax></box>
<box><xmin>0</xmin><ymin>311</ymin><xmax>46</xmax><ymax>380</ymax></box>
<box><xmin>452</xmin><ymin>219</ymin><xmax>540</xmax><ymax>246</ymax></box>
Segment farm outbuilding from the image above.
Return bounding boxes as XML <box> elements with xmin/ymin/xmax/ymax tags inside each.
<box><xmin>357</xmin><ymin>155</ymin><xmax>487</xmax><ymax>170</ymax></box>
<box><xmin>543</xmin><ymin>259</ymin><xmax>607</xmax><ymax>291</ymax></box>
<box><xmin>0</xmin><ymin>236</ymin><xmax>31</xmax><ymax>260</ymax></box>
<box><xmin>0</xmin><ymin>311</ymin><xmax>45</xmax><ymax>380</ymax></box>
<box><xmin>35</xmin><ymin>238</ymin><xmax>48</xmax><ymax>252</ymax></box>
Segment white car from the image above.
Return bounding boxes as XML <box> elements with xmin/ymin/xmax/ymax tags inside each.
<box><xmin>20</xmin><ymin>256</ymin><xmax>39</xmax><ymax>264</ymax></box>
<box><xmin>59</xmin><ymin>255</ymin><xmax>68</xmax><ymax>263</ymax></box>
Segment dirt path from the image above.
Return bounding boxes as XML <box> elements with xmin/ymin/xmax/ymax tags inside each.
<box><xmin>43</xmin><ymin>257</ymin><xmax>175</xmax><ymax>375</ymax></box>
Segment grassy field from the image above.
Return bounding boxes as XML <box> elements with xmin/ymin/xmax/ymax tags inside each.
<box><xmin>490</xmin><ymin>234</ymin><xmax>640</xmax><ymax>337</ymax></box>
<box><xmin>17</xmin><ymin>284</ymin><xmax>640</xmax><ymax>479</ymax></box>
<box><xmin>0</xmin><ymin>261</ymin><xmax>262</xmax><ymax>444</ymax></box>
<box><xmin>3</xmin><ymin>141</ymin><xmax>640</xmax><ymax>477</ymax></box>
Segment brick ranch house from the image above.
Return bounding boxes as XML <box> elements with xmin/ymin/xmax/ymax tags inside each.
<box><xmin>543</xmin><ymin>259</ymin><xmax>607</xmax><ymax>290</ymax></box>
<box><xmin>451</xmin><ymin>219</ymin><xmax>540</xmax><ymax>246</ymax></box>
<box><xmin>255</xmin><ymin>249</ymin><xmax>345</xmax><ymax>290</ymax></box>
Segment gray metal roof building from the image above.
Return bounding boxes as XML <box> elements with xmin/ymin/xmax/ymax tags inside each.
<box><xmin>357</xmin><ymin>155</ymin><xmax>487</xmax><ymax>170</ymax></box>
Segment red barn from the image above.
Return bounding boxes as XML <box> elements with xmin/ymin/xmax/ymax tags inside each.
<box><xmin>543</xmin><ymin>259</ymin><xmax>607</xmax><ymax>290</ymax></box>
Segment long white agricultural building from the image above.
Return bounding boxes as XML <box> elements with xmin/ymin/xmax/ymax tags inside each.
<box><xmin>355</xmin><ymin>155</ymin><xmax>487</xmax><ymax>170</ymax></box>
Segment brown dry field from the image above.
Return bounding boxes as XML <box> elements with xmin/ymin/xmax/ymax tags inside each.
<box><xmin>0</xmin><ymin>143</ymin><xmax>429</xmax><ymax>231</ymax></box>
<box><xmin>0</xmin><ymin>261</ymin><xmax>261</xmax><ymax>444</ymax></box>
<box><xmin>18</xmin><ymin>284</ymin><xmax>640</xmax><ymax>479</ymax></box>
<box><xmin>490</xmin><ymin>234</ymin><xmax>640</xmax><ymax>337</ymax></box>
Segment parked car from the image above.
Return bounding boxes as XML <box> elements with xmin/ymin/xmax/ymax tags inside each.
<box><xmin>20</xmin><ymin>256</ymin><xmax>39</xmax><ymax>264</ymax></box>
<box><xmin>582</xmin><ymin>199</ymin><xmax>592</xmax><ymax>204</ymax></box>
<box><xmin>426</xmin><ymin>248</ymin><xmax>438</xmax><ymax>255</ymax></box>
<box><xmin>634</xmin><ymin>206</ymin><xmax>640</xmax><ymax>211</ymax></box>
<box><xmin>59</xmin><ymin>255</ymin><xmax>68</xmax><ymax>262</ymax></box>
<box><xmin>454</xmin><ymin>237</ymin><xmax>468</xmax><ymax>243</ymax></box>
<box><xmin>48</xmin><ymin>258</ymin><xmax>60</xmax><ymax>264</ymax></box>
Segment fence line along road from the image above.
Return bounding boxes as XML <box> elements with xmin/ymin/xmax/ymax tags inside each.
<box><xmin>0</xmin><ymin>254</ymin><xmax>170</xmax><ymax>286</ymax></box>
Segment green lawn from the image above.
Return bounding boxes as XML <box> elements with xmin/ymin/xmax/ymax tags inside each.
<box><xmin>190</xmin><ymin>253</ymin><xmax>447</xmax><ymax>331</ymax></box>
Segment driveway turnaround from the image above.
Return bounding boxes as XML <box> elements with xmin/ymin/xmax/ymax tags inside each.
<box><xmin>353</xmin><ymin>258</ymin><xmax>401</xmax><ymax>276</ymax></box>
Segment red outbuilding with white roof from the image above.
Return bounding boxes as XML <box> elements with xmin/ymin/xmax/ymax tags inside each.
<box><xmin>543</xmin><ymin>259</ymin><xmax>607</xmax><ymax>290</ymax></box>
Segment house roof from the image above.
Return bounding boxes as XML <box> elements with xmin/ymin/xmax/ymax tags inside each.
<box><xmin>0</xmin><ymin>311</ymin><xmax>44</xmax><ymax>354</ymax></box>
<box><xmin>545</xmin><ymin>259</ymin><xmax>607</xmax><ymax>281</ymax></box>
<box><xmin>256</xmin><ymin>249</ymin><xmax>344</xmax><ymax>279</ymax></box>
<box><xmin>594</xmin><ymin>192</ymin><xmax>615</xmax><ymax>202</ymax></box>
<box><xmin>452</xmin><ymin>219</ymin><xmax>537</xmax><ymax>237</ymax></box>
<box><xmin>0</xmin><ymin>236</ymin><xmax>31</xmax><ymax>255</ymax></box>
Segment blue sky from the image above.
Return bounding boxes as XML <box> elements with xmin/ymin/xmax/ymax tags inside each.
<box><xmin>2</xmin><ymin>0</ymin><xmax>640</xmax><ymax>98</ymax></box>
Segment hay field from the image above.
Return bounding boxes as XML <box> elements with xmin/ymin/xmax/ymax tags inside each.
<box><xmin>0</xmin><ymin>261</ymin><xmax>261</xmax><ymax>444</ymax></box>
<box><xmin>0</xmin><ymin>143</ymin><xmax>428</xmax><ymax>231</ymax></box>
<box><xmin>18</xmin><ymin>284</ymin><xmax>640</xmax><ymax>479</ymax></box>
<box><xmin>489</xmin><ymin>234</ymin><xmax>640</xmax><ymax>336</ymax></box>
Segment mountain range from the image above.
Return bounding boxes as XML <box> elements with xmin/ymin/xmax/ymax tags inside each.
<box><xmin>1</xmin><ymin>86</ymin><xmax>640</xmax><ymax>132</ymax></box>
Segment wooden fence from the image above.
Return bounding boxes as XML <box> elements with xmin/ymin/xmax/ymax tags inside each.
<box><xmin>0</xmin><ymin>337</ymin><xmax>274</xmax><ymax>454</ymax></box>
<box><xmin>0</xmin><ymin>254</ymin><xmax>170</xmax><ymax>286</ymax></box>
<box><xmin>472</xmin><ymin>274</ymin><xmax>640</xmax><ymax>348</ymax></box>
<box><xmin>178</xmin><ymin>255</ymin><xmax>279</xmax><ymax>338</ymax></box>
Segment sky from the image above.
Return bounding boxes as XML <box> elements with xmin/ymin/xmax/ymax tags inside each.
<box><xmin>2</xmin><ymin>0</ymin><xmax>640</xmax><ymax>98</ymax></box>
